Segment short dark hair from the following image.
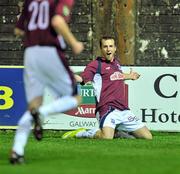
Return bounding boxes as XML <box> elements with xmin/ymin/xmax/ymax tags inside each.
<box><xmin>99</xmin><ymin>36</ymin><xmax>116</xmax><ymax>48</ymax></box>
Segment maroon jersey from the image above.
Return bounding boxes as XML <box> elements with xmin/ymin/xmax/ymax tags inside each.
<box><xmin>16</xmin><ymin>0</ymin><xmax>74</xmax><ymax>49</ymax></box>
<box><xmin>81</xmin><ymin>57</ymin><xmax>129</xmax><ymax>118</ymax></box>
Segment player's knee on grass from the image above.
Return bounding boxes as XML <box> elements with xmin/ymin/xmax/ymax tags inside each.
<box><xmin>131</xmin><ymin>126</ymin><xmax>153</xmax><ymax>140</ymax></box>
<box><xmin>98</xmin><ymin>127</ymin><xmax>115</xmax><ymax>139</ymax></box>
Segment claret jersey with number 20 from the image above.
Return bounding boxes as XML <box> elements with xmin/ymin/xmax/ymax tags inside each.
<box><xmin>16</xmin><ymin>0</ymin><xmax>74</xmax><ymax>50</ymax></box>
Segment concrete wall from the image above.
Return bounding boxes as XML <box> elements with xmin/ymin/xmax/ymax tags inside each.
<box><xmin>136</xmin><ymin>0</ymin><xmax>180</xmax><ymax>66</ymax></box>
<box><xmin>0</xmin><ymin>0</ymin><xmax>179</xmax><ymax>66</ymax></box>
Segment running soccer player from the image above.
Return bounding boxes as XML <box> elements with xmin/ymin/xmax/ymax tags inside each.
<box><xmin>10</xmin><ymin>0</ymin><xmax>84</xmax><ymax>164</ymax></box>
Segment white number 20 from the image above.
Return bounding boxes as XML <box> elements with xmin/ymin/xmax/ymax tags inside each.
<box><xmin>28</xmin><ymin>1</ymin><xmax>49</xmax><ymax>31</ymax></box>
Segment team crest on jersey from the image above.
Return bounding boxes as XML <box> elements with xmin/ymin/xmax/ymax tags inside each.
<box><xmin>110</xmin><ymin>72</ymin><xmax>124</xmax><ymax>81</ymax></box>
<box><xmin>63</xmin><ymin>5</ymin><xmax>70</xmax><ymax>16</ymax></box>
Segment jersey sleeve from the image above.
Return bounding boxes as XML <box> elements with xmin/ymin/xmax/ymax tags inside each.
<box><xmin>81</xmin><ymin>61</ymin><xmax>98</xmax><ymax>83</ymax></box>
<box><xmin>55</xmin><ymin>0</ymin><xmax>74</xmax><ymax>22</ymax></box>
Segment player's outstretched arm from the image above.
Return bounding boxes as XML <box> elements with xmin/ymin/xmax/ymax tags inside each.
<box><xmin>74</xmin><ymin>74</ymin><xmax>83</xmax><ymax>83</ymax></box>
<box><xmin>51</xmin><ymin>15</ymin><xmax>84</xmax><ymax>55</ymax></box>
<box><xmin>123</xmin><ymin>68</ymin><xmax>140</xmax><ymax>80</ymax></box>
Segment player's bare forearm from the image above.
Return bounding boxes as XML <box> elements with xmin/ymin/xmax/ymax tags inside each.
<box><xmin>51</xmin><ymin>15</ymin><xmax>84</xmax><ymax>55</ymax></box>
<box><xmin>74</xmin><ymin>74</ymin><xmax>92</xmax><ymax>85</ymax></box>
<box><xmin>74</xmin><ymin>74</ymin><xmax>83</xmax><ymax>83</ymax></box>
<box><xmin>123</xmin><ymin>68</ymin><xmax>140</xmax><ymax>80</ymax></box>
<box><xmin>14</xmin><ymin>28</ymin><xmax>25</xmax><ymax>37</ymax></box>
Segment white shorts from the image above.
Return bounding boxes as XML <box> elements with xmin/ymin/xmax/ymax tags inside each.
<box><xmin>99</xmin><ymin>109</ymin><xmax>145</xmax><ymax>132</ymax></box>
<box><xmin>24</xmin><ymin>46</ymin><xmax>75</xmax><ymax>102</ymax></box>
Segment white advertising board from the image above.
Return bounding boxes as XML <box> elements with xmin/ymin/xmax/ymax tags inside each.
<box><xmin>43</xmin><ymin>66</ymin><xmax>180</xmax><ymax>132</ymax></box>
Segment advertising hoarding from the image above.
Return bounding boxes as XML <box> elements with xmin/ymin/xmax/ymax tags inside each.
<box><xmin>0</xmin><ymin>66</ymin><xmax>179</xmax><ymax>131</ymax></box>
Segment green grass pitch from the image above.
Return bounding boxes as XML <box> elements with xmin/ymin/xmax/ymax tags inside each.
<box><xmin>1</xmin><ymin>130</ymin><xmax>180</xmax><ymax>174</ymax></box>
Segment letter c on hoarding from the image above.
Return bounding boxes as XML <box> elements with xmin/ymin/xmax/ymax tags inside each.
<box><xmin>0</xmin><ymin>86</ymin><xmax>14</xmax><ymax>109</ymax></box>
<box><xmin>154</xmin><ymin>74</ymin><xmax>177</xmax><ymax>98</ymax></box>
